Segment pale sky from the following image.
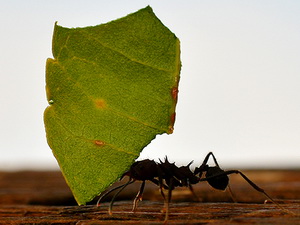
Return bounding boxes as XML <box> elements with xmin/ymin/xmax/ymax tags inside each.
<box><xmin>1</xmin><ymin>0</ymin><xmax>299</xmax><ymax>170</ymax></box>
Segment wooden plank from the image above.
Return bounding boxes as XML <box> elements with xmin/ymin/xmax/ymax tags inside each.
<box><xmin>0</xmin><ymin>202</ymin><xmax>299</xmax><ymax>224</ymax></box>
<box><xmin>0</xmin><ymin>170</ymin><xmax>300</xmax><ymax>224</ymax></box>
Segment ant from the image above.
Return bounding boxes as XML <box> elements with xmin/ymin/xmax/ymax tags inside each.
<box><xmin>97</xmin><ymin>152</ymin><xmax>287</xmax><ymax>222</ymax></box>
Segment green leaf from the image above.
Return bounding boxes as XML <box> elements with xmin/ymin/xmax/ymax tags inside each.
<box><xmin>44</xmin><ymin>6</ymin><xmax>181</xmax><ymax>205</ymax></box>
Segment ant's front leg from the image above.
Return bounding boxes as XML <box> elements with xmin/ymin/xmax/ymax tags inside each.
<box><xmin>219</xmin><ymin>170</ymin><xmax>276</xmax><ymax>202</ymax></box>
<box><xmin>199</xmin><ymin>169</ymin><xmax>286</xmax><ymax>211</ymax></box>
<box><xmin>201</xmin><ymin>170</ymin><xmax>267</xmax><ymax>194</ymax></box>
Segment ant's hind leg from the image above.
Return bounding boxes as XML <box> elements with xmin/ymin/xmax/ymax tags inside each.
<box><xmin>132</xmin><ymin>181</ymin><xmax>146</xmax><ymax>212</ymax></box>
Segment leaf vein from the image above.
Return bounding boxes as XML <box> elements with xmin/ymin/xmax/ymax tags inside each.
<box><xmin>79</xmin><ymin>30</ymin><xmax>172</xmax><ymax>73</ymax></box>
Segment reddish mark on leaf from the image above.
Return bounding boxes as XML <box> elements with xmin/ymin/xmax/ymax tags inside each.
<box><xmin>171</xmin><ymin>112</ymin><xmax>176</xmax><ymax>125</ymax></box>
<box><xmin>171</xmin><ymin>87</ymin><xmax>179</xmax><ymax>101</ymax></box>
<box><xmin>94</xmin><ymin>140</ymin><xmax>105</xmax><ymax>146</ymax></box>
<box><xmin>95</xmin><ymin>99</ymin><xmax>106</xmax><ymax>109</ymax></box>
<box><xmin>168</xmin><ymin>112</ymin><xmax>176</xmax><ymax>134</ymax></box>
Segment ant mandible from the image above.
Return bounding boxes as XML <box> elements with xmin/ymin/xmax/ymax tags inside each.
<box><xmin>97</xmin><ymin>152</ymin><xmax>283</xmax><ymax>222</ymax></box>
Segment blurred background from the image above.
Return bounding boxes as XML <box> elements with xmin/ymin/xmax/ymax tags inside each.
<box><xmin>0</xmin><ymin>0</ymin><xmax>299</xmax><ymax>171</ymax></box>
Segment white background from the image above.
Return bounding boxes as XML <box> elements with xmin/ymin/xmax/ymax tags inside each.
<box><xmin>1</xmin><ymin>0</ymin><xmax>299</xmax><ymax>170</ymax></box>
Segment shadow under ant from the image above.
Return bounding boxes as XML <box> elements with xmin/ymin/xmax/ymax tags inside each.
<box><xmin>97</xmin><ymin>152</ymin><xmax>292</xmax><ymax>222</ymax></box>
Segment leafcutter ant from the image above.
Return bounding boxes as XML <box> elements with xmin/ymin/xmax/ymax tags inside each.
<box><xmin>97</xmin><ymin>152</ymin><xmax>287</xmax><ymax>222</ymax></box>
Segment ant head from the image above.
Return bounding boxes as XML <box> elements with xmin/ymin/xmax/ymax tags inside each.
<box><xmin>205</xmin><ymin>166</ymin><xmax>229</xmax><ymax>191</ymax></box>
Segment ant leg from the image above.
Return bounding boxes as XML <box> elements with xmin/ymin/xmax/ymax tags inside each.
<box><xmin>199</xmin><ymin>170</ymin><xmax>289</xmax><ymax>212</ymax></box>
<box><xmin>149</xmin><ymin>177</ymin><xmax>169</xmax><ymax>203</ymax></box>
<box><xmin>203</xmin><ymin>152</ymin><xmax>220</xmax><ymax>167</ymax></box>
<box><xmin>157</xmin><ymin>169</ymin><xmax>167</xmax><ymax>203</ymax></box>
<box><xmin>164</xmin><ymin>178</ymin><xmax>174</xmax><ymax>223</ymax></box>
<box><xmin>150</xmin><ymin>178</ymin><xmax>168</xmax><ymax>190</ymax></box>
<box><xmin>195</xmin><ymin>152</ymin><xmax>221</xmax><ymax>177</ymax></box>
<box><xmin>226</xmin><ymin>170</ymin><xmax>281</xmax><ymax>205</ymax></box>
<box><xmin>223</xmin><ymin>170</ymin><xmax>274</xmax><ymax>200</ymax></box>
<box><xmin>160</xmin><ymin>182</ymin><xmax>166</xmax><ymax>205</ymax></box>
<box><xmin>96</xmin><ymin>179</ymin><xmax>135</xmax><ymax>206</ymax></box>
<box><xmin>108</xmin><ymin>179</ymin><xmax>133</xmax><ymax>215</ymax></box>
<box><xmin>132</xmin><ymin>180</ymin><xmax>146</xmax><ymax>212</ymax></box>
<box><xmin>188</xmin><ymin>184</ymin><xmax>200</xmax><ymax>201</ymax></box>
<box><xmin>224</xmin><ymin>170</ymin><xmax>294</xmax><ymax>213</ymax></box>
<box><xmin>199</xmin><ymin>170</ymin><xmax>270</xmax><ymax>196</ymax></box>
<box><xmin>227</xmin><ymin>184</ymin><xmax>237</xmax><ymax>202</ymax></box>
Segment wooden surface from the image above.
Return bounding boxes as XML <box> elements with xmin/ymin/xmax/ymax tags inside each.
<box><xmin>0</xmin><ymin>170</ymin><xmax>300</xmax><ymax>224</ymax></box>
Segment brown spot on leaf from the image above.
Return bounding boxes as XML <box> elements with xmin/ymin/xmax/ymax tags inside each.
<box><xmin>94</xmin><ymin>99</ymin><xmax>106</xmax><ymax>109</ymax></box>
<box><xmin>94</xmin><ymin>140</ymin><xmax>105</xmax><ymax>146</ymax></box>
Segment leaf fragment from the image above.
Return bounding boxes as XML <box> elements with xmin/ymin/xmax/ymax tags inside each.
<box><xmin>44</xmin><ymin>6</ymin><xmax>181</xmax><ymax>205</ymax></box>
